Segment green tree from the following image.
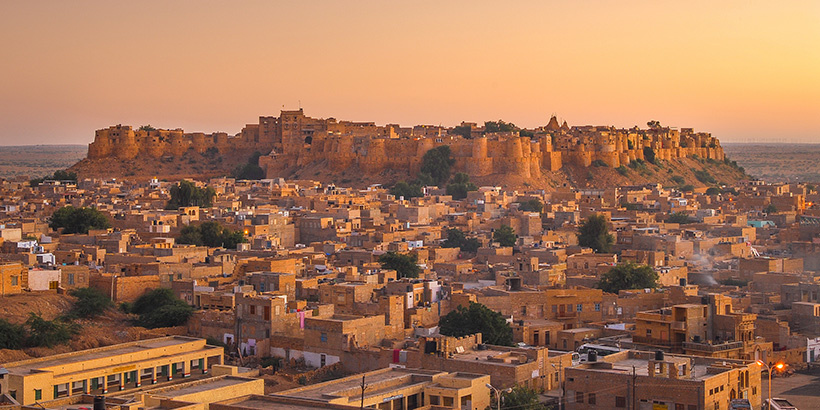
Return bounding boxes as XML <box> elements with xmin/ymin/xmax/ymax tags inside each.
<box><xmin>25</xmin><ymin>313</ymin><xmax>79</xmax><ymax>348</ymax></box>
<box><xmin>166</xmin><ymin>180</ymin><xmax>216</xmax><ymax>209</ymax></box>
<box><xmin>693</xmin><ymin>169</ymin><xmax>716</xmax><ymax>184</ymax></box>
<box><xmin>0</xmin><ymin>318</ymin><xmax>26</xmax><ymax>349</ymax></box>
<box><xmin>177</xmin><ymin>221</ymin><xmax>247</xmax><ymax>249</ymax></box>
<box><xmin>50</xmin><ymin>206</ymin><xmax>111</xmax><ymax>234</ymax></box>
<box><xmin>446</xmin><ymin>172</ymin><xmax>477</xmax><ymax>200</ymax></box>
<box><xmin>499</xmin><ymin>386</ymin><xmax>549</xmax><ymax>410</ymax></box>
<box><xmin>378</xmin><ymin>252</ymin><xmax>420</xmax><ymax>278</ymax></box>
<box><xmin>420</xmin><ymin>146</ymin><xmax>455</xmax><ymax>186</ymax></box>
<box><xmin>439</xmin><ymin>302</ymin><xmax>513</xmax><ymax>346</ymax></box>
<box><xmin>132</xmin><ymin>288</ymin><xmax>194</xmax><ymax>329</ymax></box>
<box><xmin>30</xmin><ymin>170</ymin><xmax>78</xmax><ymax>187</ymax></box>
<box><xmin>442</xmin><ymin>228</ymin><xmax>481</xmax><ymax>253</ymax></box>
<box><xmin>493</xmin><ymin>225</ymin><xmax>517</xmax><ymax>247</ymax></box>
<box><xmin>234</xmin><ymin>151</ymin><xmax>266</xmax><ymax>180</ymax></box>
<box><xmin>451</xmin><ymin>124</ymin><xmax>472</xmax><ymax>138</ymax></box>
<box><xmin>705</xmin><ymin>187</ymin><xmax>721</xmax><ymax>195</ymax></box>
<box><xmin>666</xmin><ymin>212</ymin><xmax>693</xmax><ymax>225</ymax></box>
<box><xmin>577</xmin><ymin>214</ymin><xmax>614</xmax><ymax>253</ymax></box>
<box><xmin>484</xmin><ymin>120</ymin><xmax>519</xmax><ymax>133</ymax></box>
<box><xmin>391</xmin><ymin>181</ymin><xmax>424</xmax><ymax>199</ymax></box>
<box><xmin>68</xmin><ymin>287</ymin><xmax>113</xmax><ymax>319</ymax></box>
<box><xmin>764</xmin><ymin>204</ymin><xmax>778</xmax><ymax>213</ymax></box>
<box><xmin>597</xmin><ymin>262</ymin><xmax>659</xmax><ymax>294</ymax></box>
<box><xmin>518</xmin><ymin>198</ymin><xmax>543</xmax><ymax>213</ymax></box>
<box><xmin>642</xmin><ymin>147</ymin><xmax>657</xmax><ymax>164</ymax></box>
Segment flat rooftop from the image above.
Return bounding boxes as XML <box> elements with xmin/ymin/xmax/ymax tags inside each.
<box><xmin>5</xmin><ymin>336</ymin><xmax>214</xmax><ymax>374</ymax></box>
<box><xmin>278</xmin><ymin>368</ymin><xmax>442</xmax><ymax>402</ymax></box>
<box><xmin>148</xmin><ymin>376</ymin><xmax>252</xmax><ymax>398</ymax></box>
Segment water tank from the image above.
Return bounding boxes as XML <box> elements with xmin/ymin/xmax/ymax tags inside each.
<box><xmin>93</xmin><ymin>396</ymin><xmax>105</xmax><ymax>410</ymax></box>
<box><xmin>655</xmin><ymin>350</ymin><xmax>665</xmax><ymax>361</ymax></box>
<box><xmin>588</xmin><ymin>350</ymin><xmax>598</xmax><ymax>362</ymax></box>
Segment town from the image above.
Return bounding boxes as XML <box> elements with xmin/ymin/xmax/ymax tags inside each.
<box><xmin>0</xmin><ymin>115</ymin><xmax>817</xmax><ymax>410</ymax></box>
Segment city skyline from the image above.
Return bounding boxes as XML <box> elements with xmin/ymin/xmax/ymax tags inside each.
<box><xmin>1</xmin><ymin>1</ymin><xmax>818</xmax><ymax>145</ymax></box>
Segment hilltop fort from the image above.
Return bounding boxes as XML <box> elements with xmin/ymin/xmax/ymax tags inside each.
<box><xmin>75</xmin><ymin>109</ymin><xmax>731</xmax><ymax>186</ymax></box>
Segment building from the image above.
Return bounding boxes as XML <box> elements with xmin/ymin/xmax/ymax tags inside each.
<box><xmin>273</xmin><ymin>367</ymin><xmax>491</xmax><ymax>410</ymax></box>
<box><xmin>0</xmin><ymin>336</ymin><xmax>223</xmax><ymax>405</ymax></box>
<box><xmin>563</xmin><ymin>350</ymin><xmax>762</xmax><ymax>410</ymax></box>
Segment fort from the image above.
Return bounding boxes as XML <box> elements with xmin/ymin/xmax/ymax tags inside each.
<box><xmin>85</xmin><ymin>109</ymin><xmax>725</xmax><ymax>179</ymax></box>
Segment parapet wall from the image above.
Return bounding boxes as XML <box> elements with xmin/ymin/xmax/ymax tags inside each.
<box><xmin>85</xmin><ymin>112</ymin><xmax>725</xmax><ymax>179</ymax></box>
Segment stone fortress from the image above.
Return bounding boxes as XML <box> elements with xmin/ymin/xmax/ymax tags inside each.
<box><xmin>86</xmin><ymin>109</ymin><xmax>725</xmax><ymax>179</ymax></box>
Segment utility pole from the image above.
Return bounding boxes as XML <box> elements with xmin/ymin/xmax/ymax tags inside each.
<box><xmin>631</xmin><ymin>366</ymin><xmax>637</xmax><ymax>410</ymax></box>
<box><xmin>359</xmin><ymin>375</ymin><xmax>366</xmax><ymax>410</ymax></box>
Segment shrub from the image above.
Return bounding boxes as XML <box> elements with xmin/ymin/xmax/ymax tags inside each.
<box><xmin>132</xmin><ymin>288</ymin><xmax>194</xmax><ymax>329</ymax></box>
<box><xmin>693</xmin><ymin>169</ymin><xmax>716</xmax><ymax>184</ymax></box>
<box><xmin>591</xmin><ymin>159</ymin><xmax>608</xmax><ymax>167</ymax></box>
<box><xmin>0</xmin><ymin>318</ymin><xmax>26</xmax><ymax>349</ymax></box>
<box><xmin>50</xmin><ymin>206</ymin><xmax>111</xmax><ymax>234</ymax></box>
<box><xmin>25</xmin><ymin>313</ymin><xmax>79</xmax><ymax>348</ymax></box>
<box><xmin>68</xmin><ymin>287</ymin><xmax>113</xmax><ymax>319</ymax></box>
<box><xmin>616</xmin><ymin>166</ymin><xmax>629</xmax><ymax>176</ymax></box>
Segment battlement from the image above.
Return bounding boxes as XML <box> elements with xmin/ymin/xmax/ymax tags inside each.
<box><xmin>85</xmin><ymin>112</ymin><xmax>724</xmax><ymax>178</ymax></box>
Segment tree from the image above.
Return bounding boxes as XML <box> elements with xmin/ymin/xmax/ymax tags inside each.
<box><xmin>484</xmin><ymin>120</ymin><xmax>519</xmax><ymax>133</ymax></box>
<box><xmin>764</xmin><ymin>204</ymin><xmax>778</xmax><ymax>214</ymax></box>
<box><xmin>50</xmin><ymin>206</ymin><xmax>111</xmax><ymax>234</ymax></box>
<box><xmin>25</xmin><ymin>313</ymin><xmax>79</xmax><ymax>348</ymax></box>
<box><xmin>518</xmin><ymin>198</ymin><xmax>543</xmax><ymax>213</ymax></box>
<box><xmin>132</xmin><ymin>288</ymin><xmax>194</xmax><ymax>328</ymax></box>
<box><xmin>442</xmin><ymin>228</ymin><xmax>481</xmax><ymax>253</ymax></box>
<box><xmin>68</xmin><ymin>287</ymin><xmax>113</xmax><ymax>319</ymax></box>
<box><xmin>234</xmin><ymin>151</ymin><xmax>266</xmax><ymax>180</ymax></box>
<box><xmin>30</xmin><ymin>170</ymin><xmax>78</xmax><ymax>187</ymax></box>
<box><xmin>439</xmin><ymin>302</ymin><xmax>513</xmax><ymax>346</ymax></box>
<box><xmin>499</xmin><ymin>386</ymin><xmax>549</xmax><ymax>410</ymax></box>
<box><xmin>666</xmin><ymin>212</ymin><xmax>693</xmax><ymax>225</ymax></box>
<box><xmin>642</xmin><ymin>147</ymin><xmax>657</xmax><ymax>164</ymax></box>
<box><xmin>391</xmin><ymin>181</ymin><xmax>424</xmax><ymax>199</ymax></box>
<box><xmin>165</xmin><ymin>180</ymin><xmax>216</xmax><ymax>209</ymax></box>
<box><xmin>597</xmin><ymin>262</ymin><xmax>659</xmax><ymax>294</ymax></box>
<box><xmin>577</xmin><ymin>214</ymin><xmax>614</xmax><ymax>253</ymax></box>
<box><xmin>177</xmin><ymin>221</ymin><xmax>247</xmax><ymax>249</ymax></box>
<box><xmin>378</xmin><ymin>252</ymin><xmax>420</xmax><ymax>278</ymax></box>
<box><xmin>446</xmin><ymin>172</ymin><xmax>477</xmax><ymax>200</ymax></box>
<box><xmin>705</xmin><ymin>187</ymin><xmax>721</xmax><ymax>195</ymax></box>
<box><xmin>420</xmin><ymin>146</ymin><xmax>455</xmax><ymax>186</ymax></box>
<box><xmin>493</xmin><ymin>225</ymin><xmax>517</xmax><ymax>247</ymax></box>
<box><xmin>451</xmin><ymin>124</ymin><xmax>472</xmax><ymax>138</ymax></box>
<box><xmin>0</xmin><ymin>318</ymin><xmax>26</xmax><ymax>349</ymax></box>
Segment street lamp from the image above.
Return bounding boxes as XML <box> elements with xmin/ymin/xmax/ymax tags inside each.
<box><xmin>755</xmin><ymin>360</ymin><xmax>785</xmax><ymax>409</ymax></box>
<box><xmin>485</xmin><ymin>383</ymin><xmax>511</xmax><ymax>410</ymax></box>
<box><xmin>486</xmin><ymin>383</ymin><xmax>501</xmax><ymax>410</ymax></box>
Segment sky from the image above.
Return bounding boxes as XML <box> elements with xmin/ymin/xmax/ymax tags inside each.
<box><xmin>1</xmin><ymin>1</ymin><xmax>818</xmax><ymax>145</ymax></box>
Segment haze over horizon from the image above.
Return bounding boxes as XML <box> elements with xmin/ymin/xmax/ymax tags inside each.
<box><xmin>1</xmin><ymin>1</ymin><xmax>818</xmax><ymax>146</ymax></box>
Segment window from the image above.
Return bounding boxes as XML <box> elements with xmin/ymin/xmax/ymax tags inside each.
<box><xmin>646</xmin><ymin>329</ymin><xmax>652</xmax><ymax>336</ymax></box>
<box><xmin>577</xmin><ymin>304</ymin><xmax>583</xmax><ymax>312</ymax></box>
<box><xmin>249</xmin><ymin>305</ymin><xmax>256</xmax><ymax>315</ymax></box>
<box><xmin>443</xmin><ymin>397</ymin><xmax>454</xmax><ymax>407</ymax></box>
<box><xmin>67</xmin><ymin>273</ymin><xmax>75</xmax><ymax>285</ymax></box>
<box><xmin>320</xmin><ymin>332</ymin><xmax>327</xmax><ymax>342</ymax></box>
<box><xmin>576</xmin><ymin>392</ymin><xmax>584</xmax><ymax>403</ymax></box>
<box><xmin>616</xmin><ymin>396</ymin><xmax>626</xmax><ymax>408</ymax></box>
<box><xmin>9</xmin><ymin>390</ymin><xmax>16</xmax><ymax>400</ymax></box>
<box><xmin>594</xmin><ymin>303</ymin><xmax>601</xmax><ymax>312</ymax></box>
<box><xmin>320</xmin><ymin>354</ymin><xmax>326</xmax><ymax>367</ymax></box>
<box><xmin>11</xmin><ymin>276</ymin><xmax>18</xmax><ymax>286</ymax></box>
<box><xmin>676</xmin><ymin>404</ymin><xmax>685</xmax><ymax>410</ymax></box>
<box><xmin>588</xmin><ymin>393</ymin><xmax>596</xmax><ymax>404</ymax></box>
<box><xmin>552</xmin><ymin>305</ymin><xmax>558</xmax><ymax>313</ymax></box>
<box><xmin>35</xmin><ymin>389</ymin><xmax>42</xmax><ymax>401</ymax></box>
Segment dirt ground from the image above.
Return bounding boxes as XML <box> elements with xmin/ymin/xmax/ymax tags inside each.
<box><xmin>0</xmin><ymin>291</ymin><xmax>185</xmax><ymax>363</ymax></box>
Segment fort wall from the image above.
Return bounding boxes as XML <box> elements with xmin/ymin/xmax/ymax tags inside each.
<box><xmin>85</xmin><ymin>111</ymin><xmax>725</xmax><ymax>179</ymax></box>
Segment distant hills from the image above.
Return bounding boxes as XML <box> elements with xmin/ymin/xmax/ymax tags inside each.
<box><xmin>0</xmin><ymin>145</ymin><xmax>86</xmax><ymax>179</ymax></box>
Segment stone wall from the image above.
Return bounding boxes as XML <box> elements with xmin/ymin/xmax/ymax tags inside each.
<box><xmin>85</xmin><ymin>111</ymin><xmax>725</xmax><ymax>180</ymax></box>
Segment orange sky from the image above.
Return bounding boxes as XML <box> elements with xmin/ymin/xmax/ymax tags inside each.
<box><xmin>1</xmin><ymin>1</ymin><xmax>818</xmax><ymax>145</ymax></box>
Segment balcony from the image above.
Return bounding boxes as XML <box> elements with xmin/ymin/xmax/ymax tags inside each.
<box><xmin>671</xmin><ymin>321</ymin><xmax>686</xmax><ymax>331</ymax></box>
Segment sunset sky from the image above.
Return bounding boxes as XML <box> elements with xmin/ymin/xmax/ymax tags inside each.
<box><xmin>1</xmin><ymin>1</ymin><xmax>818</xmax><ymax>145</ymax></box>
